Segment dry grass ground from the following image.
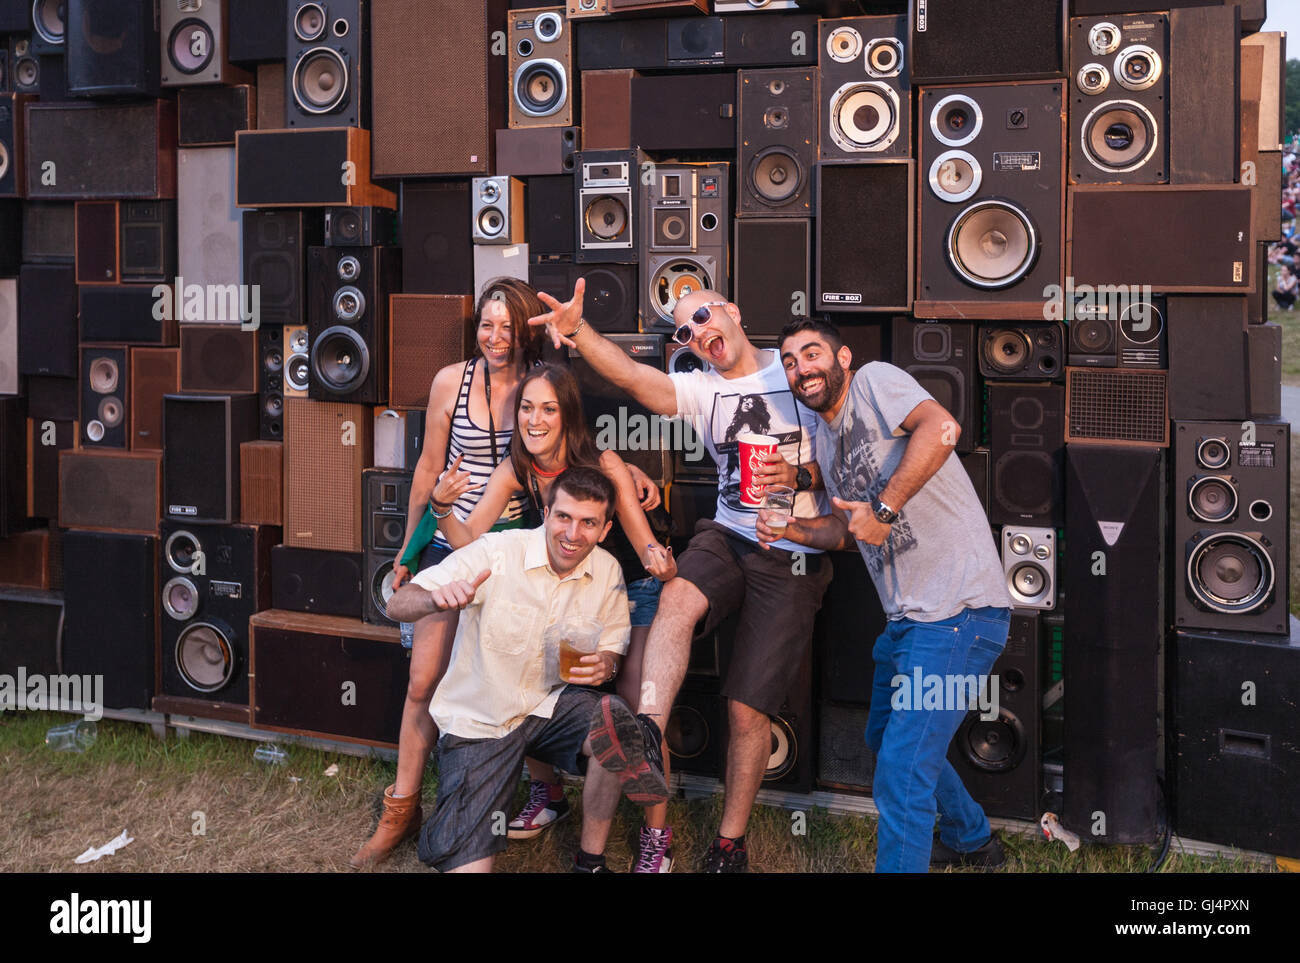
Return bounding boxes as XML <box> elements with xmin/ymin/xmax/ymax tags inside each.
<box><xmin>0</xmin><ymin>711</ymin><xmax>1271</xmax><ymax>874</ymax></box>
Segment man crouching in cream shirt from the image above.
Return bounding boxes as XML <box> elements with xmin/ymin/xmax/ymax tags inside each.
<box><xmin>385</xmin><ymin>465</ymin><xmax>661</xmax><ymax>873</ymax></box>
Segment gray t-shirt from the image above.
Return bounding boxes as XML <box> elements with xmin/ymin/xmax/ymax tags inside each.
<box><xmin>815</xmin><ymin>362</ymin><xmax>1011</xmax><ymax>622</ymax></box>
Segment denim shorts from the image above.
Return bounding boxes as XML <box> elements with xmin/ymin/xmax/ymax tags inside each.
<box><xmin>399</xmin><ymin>542</ymin><xmax>455</xmax><ymax>649</ymax></box>
<box><xmin>626</xmin><ymin>576</ymin><xmax>662</xmax><ymax>628</ymax></box>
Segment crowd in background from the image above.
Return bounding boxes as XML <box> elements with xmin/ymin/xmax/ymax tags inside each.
<box><xmin>1268</xmin><ymin>136</ymin><xmax>1300</xmax><ymax>309</ymax></box>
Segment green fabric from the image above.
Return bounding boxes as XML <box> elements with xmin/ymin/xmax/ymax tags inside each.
<box><xmin>399</xmin><ymin>508</ymin><xmax>527</xmax><ymax>570</ymax></box>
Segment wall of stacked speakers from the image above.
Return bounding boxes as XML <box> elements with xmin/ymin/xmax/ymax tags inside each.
<box><xmin>0</xmin><ymin>0</ymin><xmax>1293</xmax><ymax>857</ymax></box>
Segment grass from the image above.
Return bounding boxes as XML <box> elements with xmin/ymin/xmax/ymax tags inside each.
<box><xmin>0</xmin><ymin>710</ymin><xmax>1273</xmax><ymax>874</ymax></box>
<box><xmin>1265</xmin><ymin>263</ymin><xmax>1300</xmax><ymax>386</ymax></box>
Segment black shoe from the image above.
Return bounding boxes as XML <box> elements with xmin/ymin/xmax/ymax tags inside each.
<box><xmin>702</xmin><ymin>836</ymin><xmax>749</xmax><ymax>873</ymax></box>
<box><xmin>930</xmin><ymin>833</ymin><xmax>1006</xmax><ymax>871</ymax></box>
<box><xmin>573</xmin><ymin>857</ymin><xmax>614</xmax><ymax>873</ymax></box>
<box><xmin>587</xmin><ymin>695</ymin><xmax>668</xmax><ymax>806</ymax></box>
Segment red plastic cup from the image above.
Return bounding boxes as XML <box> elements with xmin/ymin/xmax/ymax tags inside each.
<box><xmin>738</xmin><ymin>432</ymin><xmax>779</xmax><ymax>507</ymax></box>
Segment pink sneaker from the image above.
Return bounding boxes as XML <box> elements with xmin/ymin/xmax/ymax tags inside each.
<box><xmin>634</xmin><ymin>824</ymin><xmax>674</xmax><ymax>873</ymax></box>
<box><xmin>507</xmin><ymin>780</ymin><xmax>569</xmax><ymax>840</ymax></box>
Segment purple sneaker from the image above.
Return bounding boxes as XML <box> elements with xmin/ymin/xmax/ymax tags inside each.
<box><xmin>634</xmin><ymin>824</ymin><xmax>674</xmax><ymax>874</ymax></box>
<box><xmin>507</xmin><ymin>780</ymin><xmax>570</xmax><ymax>840</ymax></box>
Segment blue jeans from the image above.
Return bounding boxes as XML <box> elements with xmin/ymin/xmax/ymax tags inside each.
<box><xmin>866</xmin><ymin>606</ymin><xmax>1011</xmax><ymax>873</ymax></box>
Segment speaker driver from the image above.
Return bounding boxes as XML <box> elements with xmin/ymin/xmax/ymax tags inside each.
<box><xmin>1115</xmin><ymin>45</ymin><xmax>1161</xmax><ymax>92</ymax></box>
<box><xmin>336</xmin><ymin>256</ymin><xmax>361</xmax><ymax>282</ymax></box>
<box><xmin>165</xmin><ymin>529</ymin><xmax>202</xmax><ymax>573</ymax></box>
<box><xmin>826</xmin><ymin>26</ymin><xmax>862</xmax><ymax>64</ymax></box>
<box><xmin>294</xmin><ymin>3</ymin><xmax>327</xmax><ymax>42</ymax></box>
<box><xmin>162</xmin><ymin>576</ymin><xmax>200</xmax><ymax>621</ymax></box>
<box><xmin>764</xmin><ymin>715</ymin><xmax>797</xmax><ymax>781</ymax></box>
<box><xmin>514</xmin><ymin>60</ymin><xmax>566</xmax><ymax>118</ymax></box>
<box><xmin>1082</xmin><ymin>101</ymin><xmax>1158</xmax><ymax>173</ymax></box>
<box><xmin>333</xmin><ymin>210</ymin><xmax>363</xmax><ymax>244</ymax></box>
<box><xmin>666</xmin><ymin>704</ymin><xmax>711</xmax><ymax>759</ymax></box>
<box><xmin>293</xmin><ymin>47</ymin><xmax>349</xmax><ymax>114</ymax></box>
<box><xmin>749</xmin><ymin>147</ymin><xmax>803</xmax><ymax>204</ymax></box>
<box><xmin>1076</xmin><ymin>63</ymin><xmax>1110</xmax><ymax>96</ymax></box>
<box><xmin>265</xmin><ymin>394</ymin><xmax>283</xmax><ymax>420</ymax></box>
<box><xmin>583</xmin><ymin>267</ymin><xmax>630</xmax><ymax>329</ymax></box>
<box><xmin>311</xmin><ymin>325</ymin><xmax>371</xmax><ymax>392</ymax></box>
<box><xmin>1195</xmin><ymin>436</ymin><xmax>1230</xmax><ymax>470</ymax></box>
<box><xmin>830</xmin><ymin>83</ymin><xmax>899</xmax><ymax>153</ymax></box>
<box><xmin>176</xmin><ymin>621</ymin><xmax>237</xmax><ymax>693</ymax></box>
<box><xmin>264</xmin><ymin>347</ymin><xmax>284</xmax><ymax>376</ymax></box>
<box><xmin>15</xmin><ymin>54</ymin><xmax>38</xmax><ymax>89</ymax></box>
<box><xmin>371</xmin><ymin>558</ymin><xmax>397</xmax><ymax>615</ymax></box>
<box><xmin>928</xmin><ymin>150</ymin><xmax>981</xmax><ymax>203</ymax></box>
<box><xmin>652</xmin><ymin>208</ymin><xmax>691</xmax><ymax>247</ymax></box>
<box><xmin>866</xmin><ymin>38</ymin><xmax>902</xmax><ymax>78</ymax></box>
<box><xmin>982</xmin><ymin>329</ymin><xmax>1030</xmax><ymax>374</ymax></box>
<box><xmin>650</xmin><ymin>259</ymin><xmax>712</xmax><ymax>320</ymax></box>
<box><xmin>98</xmin><ymin>396</ymin><xmax>123</xmax><ymax>428</ymax></box>
<box><xmin>1188</xmin><ymin>476</ymin><xmax>1238</xmax><ymax>524</ymax></box>
<box><xmin>946</xmin><ymin>200</ymin><xmax>1038</xmax><ymax>290</ymax></box>
<box><xmin>930</xmin><ymin>94</ymin><xmax>983</xmax><ymax>148</ymax></box>
<box><xmin>168</xmin><ymin>19</ymin><xmax>216</xmax><ymax>74</ymax></box>
<box><xmin>585</xmin><ymin>196</ymin><xmax>628</xmax><ymax>241</ymax></box>
<box><xmin>0</xmin><ymin>144</ymin><xmax>8</xmax><ymax>182</ymax></box>
<box><xmin>1187</xmin><ymin>533</ymin><xmax>1274</xmax><ymax>614</ymax></box>
<box><xmin>85</xmin><ymin>420</ymin><xmax>105</xmax><ymax>443</ymax></box>
<box><xmin>1088</xmin><ymin>21</ymin><xmax>1121</xmax><ymax>57</ymax></box>
<box><xmin>89</xmin><ymin>357</ymin><xmax>120</xmax><ymax>393</ymax></box>
<box><xmin>996</xmin><ymin>451</ymin><xmax>1054</xmax><ymax>517</ymax></box>
<box><xmin>333</xmin><ymin>286</ymin><xmax>366</xmax><ymax>322</ymax></box>
<box><xmin>1009</xmin><ymin>560</ymin><xmax>1051</xmax><ymax>606</ymax></box>
<box><xmin>32</xmin><ymin>0</ymin><xmax>64</xmax><ymax>46</ymax></box>
<box><xmin>1120</xmin><ymin>300</ymin><xmax>1163</xmax><ymax>345</ymax></box>
<box><xmin>958</xmin><ymin>708</ymin><xmax>1027</xmax><ymax>772</ymax></box>
<box><xmin>1073</xmin><ymin>317</ymin><xmax>1113</xmax><ymax>353</ymax></box>
<box><xmin>286</xmin><ymin>354</ymin><xmax>310</xmax><ymax>392</ymax></box>
<box><xmin>477</xmin><ymin>206</ymin><xmax>506</xmax><ymax>239</ymax></box>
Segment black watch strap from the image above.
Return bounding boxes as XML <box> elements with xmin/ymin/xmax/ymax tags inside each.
<box><xmin>796</xmin><ymin>466</ymin><xmax>812</xmax><ymax>492</ymax></box>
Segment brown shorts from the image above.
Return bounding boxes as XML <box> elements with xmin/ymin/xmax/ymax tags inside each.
<box><xmin>674</xmin><ymin>519</ymin><xmax>833</xmax><ymax>717</ymax></box>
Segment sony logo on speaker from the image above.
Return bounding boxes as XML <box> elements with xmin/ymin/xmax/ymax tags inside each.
<box><xmin>49</xmin><ymin>894</ymin><xmax>151</xmax><ymax>944</ymax></box>
<box><xmin>151</xmin><ymin>277</ymin><xmax>261</xmax><ymax>331</ymax></box>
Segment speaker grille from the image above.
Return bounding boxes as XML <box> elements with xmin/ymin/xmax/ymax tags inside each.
<box><xmin>1065</xmin><ymin>367</ymin><xmax>1169</xmax><ymax>446</ymax></box>
<box><xmin>25</xmin><ymin>101</ymin><xmax>176</xmax><ymax>199</ymax></box>
<box><xmin>817</xmin><ymin>702</ymin><xmax>875</xmax><ymax>792</ymax></box>
<box><xmin>240</xmin><ymin>440</ymin><xmax>283</xmax><ymax>526</ymax></box>
<box><xmin>388</xmin><ymin>294</ymin><xmax>474</xmax><ymax>409</ymax></box>
<box><xmin>256</xmin><ymin>63</ymin><xmax>286</xmax><ymax>128</ymax></box>
<box><xmin>817</xmin><ymin>161</ymin><xmax>911</xmax><ymax>311</ymax></box>
<box><xmin>58</xmin><ymin>449</ymin><xmax>162</xmax><ymax>534</ymax></box>
<box><xmin>283</xmin><ymin>397</ymin><xmax>372</xmax><ymax>552</ymax></box>
<box><xmin>0</xmin><ymin>529</ymin><xmax>52</xmax><ymax>590</ymax></box>
<box><xmin>180</xmin><ymin>325</ymin><xmax>257</xmax><ymax>393</ymax></box>
<box><xmin>129</xmin><ymin>346</ymin><xmax>180</xmax><ymax>451</ymax></box>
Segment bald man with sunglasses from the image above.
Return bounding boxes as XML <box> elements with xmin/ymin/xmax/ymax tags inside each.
<box><xmin>530</xmin><ymin>281</ymin><xmax>832</xmax><ymax>872</ymax></box>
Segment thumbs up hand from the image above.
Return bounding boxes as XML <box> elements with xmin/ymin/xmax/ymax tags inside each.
<box><xmin>831</xmin><ymin>496</ymin><xmax>892</xmax><ymax>547</ymax></box>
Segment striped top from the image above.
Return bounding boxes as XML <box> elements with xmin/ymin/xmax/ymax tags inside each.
<box><xmin>432</xmin><ymin>357</ymin><xmax>527</xmax><ymax>547</ymax></box>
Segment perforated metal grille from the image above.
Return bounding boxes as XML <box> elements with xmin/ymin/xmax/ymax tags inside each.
<box><xmin>240</xmin><ymin>440</ymin><xmax>283</xmax><ymax>526</ymax></box>
<box><xmin>388</xmin><ymin>295</ymin><xmax>474</xmax><ymax>408</ymax></box>
<box><xmin>283</xmin><ymin>398</ymin><xmax>371</xmax><ymax>552</ymax></box>
<box><xmin>1065</xmin><ymin>367</ymin><xmax>1168</xmax><ymax>445</ymax></box>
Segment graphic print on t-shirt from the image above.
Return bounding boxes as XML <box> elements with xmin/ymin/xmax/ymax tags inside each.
<box><xmin>831</xmin><ymin>399</ymin><xmax>917</xmax><ymax>576</ymax></box>
<box><xmin>709</xmin><ymin>389</ymin><xmax>802</xmax><ymax>512</ymax></box>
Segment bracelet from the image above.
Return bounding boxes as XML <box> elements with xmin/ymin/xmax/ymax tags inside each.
<box><xmin>562</xmin><ymin>317</ymin><xmax>586</xmax><ymax>339</ymax></box>
<box><xmin>429</xmin><ymin>499</ymin><xmax>453</xmax><ymax>519</ymax></box>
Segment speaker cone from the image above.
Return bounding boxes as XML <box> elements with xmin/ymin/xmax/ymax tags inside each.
<box><xmin>169</xmin><ymin>19</ymin><xmax>215</xmax><ymax>74</ymax></box>
<box><xmin>983</xmin><ymin>328</ymin><xmax>1030</xmax><ymax>374</ymax></box>
<box><xmin>1009</xmin><ymin>560</ymin><xmax>1051</xmax><ymax>606</ymax></box>
<box><xmin>958</xmin><ymin>709</ymin><xmax>1027</xmax><ymax>772</ymax></box>
<box><xmin>477</xmin><ymin>206</ymin><xmax>506</xmax><ymax>239</ymax></box>
<box><xmin>749</xmin><ymin>147</ymin><xmax>803</xmax><ymax>205</ymax></box>
<box><xmin>649</xmin><ymin>259</ymin><xmax>712</xmax><ymax>322</ymax></box>
<box><xmin>582</xmin><ymin>268</ymin><xmax>630</xmax><ymax>329</ymax></box>
<box><xmin>15</xmin><ymin>54</ymin><xmax>38</xmax><ymax>89</ymax></box>
<box><xmin>162</xmin><ymin>576</ymin><xmax>200</xmax><ymax>621</ymax></box>
<box><xmin>665</xmin><ymin>704</ymin><xmax>711</xmax><ymax>758</ymax></box>
<box><xmin>89</xmin><ymin>357</ymin><xmax>120</xmax><ymax>393</ymax></box>
<box><xmin>294</xmin><ymin>2</ymin><xmax>327</xmax><ymax>42</ymax></box>
<box><xmin>585</xmin><ymin>195</ymin><xmax>628</xmax><ymax>241</ymax></box>
<box><xmin>286</xmin><ymin>354</ymin><xmax>310</xmax><ymax>392</ymax></box>
<box><xmin>336</xmin><ymin>255</ymin><xmax>361</xmax><ymax>282</ymax></box>
<box><xmin>826</xmin><ymin>26</ymin><xmax>862</xmax><ymax>63</ymax></box>
<box><xmin>1082</xmin><ymin>101</ymin><xmax>1158</xmax><ymax>173</ymax></box>
<box><xmin>1188</xmin><ymin>476</ymin><xmax>1238</xmax><ymax>524</ymax></box>
<box><xmin>1072</xmin><ymin>317</ymin><xmax>1113</xmax><ymax>353</ymax></box>
<box><xmin>764</xmin><ymin>715</ymin><xmax>797</xmax><ymax>781</ymax></box>
<box><xmin>85</xmin><ymin>420</ymin><xmax>105</xmax><ymax>443</ymax></box>
<box><xmin>176</xmin><ymin>621</ymin><xmax>237</xmax><ymax>693</ymax></box>
<box><xmin>946</xmin><ymin>200</ymin><xmax>1038</xmax><ymax>289</ymax></box>
<box><xmin>535</xmin><ymin>12</ymin><xmax>563</xmax><ymax>43</ymax></box>
<box><xmin>652</xmin><ymin>208</ymin><xmax>691</xmax><ymax>248</ymax></box>
<box><xmin>514</xmin><ymin>60</ymin><xmax>566</xmax><ymax>118</ymax></box>
<box><xmin>293</xmin><ymin>47</ymin><xmax>349</xmax><ymax>114</ymax></box>
<box><xmin>97</xmin><ymin>396</ymin><xmax>123</xmax><ymax>428</ymax></box>
<box><xmin>1120</xmin><ymin>300</ymin><xmax>1163</xmax><ymax>344</ymax></box>
<box><xmin>32</xmin><ymin>0</ymin><xmax>64</xmax><ymax>46</ymax></box>
<box><xmin>1088</xmin><ymin>21</ymin><xmax>1121</xmax><ymax>56</ymax></box>
<box><xmin>829</xmin><ymin>82</ymin><xmax>900</xmax><ymax>152</ymax></box>
<box><xmin>928</xmin><ymin>150</ymin><xmax>981</xmax><ymax>203</ymax></box>
<box><xmin>372</xmin><ymin>558</ymin><xmax>397</xmax><ymax>615</ymax></box>
<box><xmin>1187</xmin><ymin>533</ymin><xmax>1274</xmax><ymax>614</ymax></box>
<box><xmin>334</xmin><ymin>210</ymin><xmax>362</xmax><ymax>243</ymax></box>
<box><xmin>311</xmin><ymin>325</ymin><xmax>370</xmax><ymax>393</ymax></box>
<box><xmin>165</xmin><ymin>529</ymin><xmax>201</xmax><ymax>573</ymax></box>
<box><xmin>333</xmin><ymin>285</ymin><xmax>366</xmax><ymax>322</ymax></box>
<box><xmin>1115</xmin><ymin>45</ymin><xmax>1161</xmax><ymax>92</ymax></box>
<box><xmin>865</xmin><ymin>38</ymin><xmax>902</xmax><ymax>77</ymax></box>
<box><xmin>1195</xmin><ymin>437</ymin><xmax>1230</xmax><ymax>470</ymax></box>
<box><xmin>930</xmin><ymin>94</ymin><xmax>983</xmax><ymax>147</ymax></box>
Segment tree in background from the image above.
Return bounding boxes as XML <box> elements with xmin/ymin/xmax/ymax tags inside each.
<box><xmin>1287</xmin><ymin>59</ymin><xmax>1300</xmax><ymax>140</ymax></box>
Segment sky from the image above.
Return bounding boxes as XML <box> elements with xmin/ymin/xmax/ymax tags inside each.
<box><xmin>1262</xmin><ymin>5</ymin><xmax>1300</xmax><ymax>51</ymax></box>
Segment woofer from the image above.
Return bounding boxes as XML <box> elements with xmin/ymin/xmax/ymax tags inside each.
<box><xmin>1082</xmin><ymin>101</ymin><xmax>1158</xmax><ymax>173</ymax></box>
<box><xmin>829</xmin><ymin>82</ymin><xmax>899</xmax><ymax>152</ymax></box>
<box><xmin>168</xmin><ymin>19</ymin><xmax>215</xmax><ymax>75</ymax></box>
<box><xmin>764</xmin><ymin>715</ymin><xmax>797</xmax><ymax>782</ymax></box>
<box><xmin>585</xmin><ymin>195</ymin><xmax>628</xmax><ymax>241</ymax></box>
<box><xmin>370</xmin><ymin>557</ymin><xmax>397</xmax><ymax>616</ymax></box>
<box><xmin>310</xmin><ymin>325</ymin><xmax>370</xmax><ymax>393</ymax></box>
<box><xmin>32</xmin><ymin>0</ymin><xmax>64</xmax><ymax>46</ymax></box>
<box><xmin>1186</xmin><ymin>533</ymin><xmax>1274</xmax><ymax>614</ymax></box>
<box><xmin>293</xmin><ymin>47</ymin><xmax>348</xmax><ymax>114</ymax></box>
<box><xmin>956</xmin><ymin>707</ymin><xmax>1027</xmax><ymax>773</ymax></box>
<box><xmin>946</xmin><ymin>200</ymin><xmax>1038</xmax><ymax>289</ymax></box>
<box><xmin>89</xmin><ymin>357</ymin><xmax>120</xmax><ymax>393</ymax></box>
<box><xmin>1188</xmin><ymin>476</ymin><xmax>1237</xmax><ymax>524</ymax></box>
<box><xmin>649</xmin><ymin>258</ymin><xmax>712</xmax><ymax>320</ymax></box>
<box><xmin>749</xmin><ymin>147</ymin><xmax>803</xmax><ymax>204</ymax></box>
<box><xmin>175</xmin><ymin>620</ymin><xmax>236</xmax><ymax>693</ymax></box>
<box><xmin>666</xmin><ymin>703</ymin><xmax>711</xmax><ymax>759</ymax></box>
<box><xmin>514</xmin><ymin>59</ymin><xmax>566</xmax><ymax>118</ymax></box>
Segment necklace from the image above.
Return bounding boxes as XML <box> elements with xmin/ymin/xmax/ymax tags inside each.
<box><xmin>531</xmin><ymin>459</ymin><xmax>564</xmax><ymax>478</ymax></box>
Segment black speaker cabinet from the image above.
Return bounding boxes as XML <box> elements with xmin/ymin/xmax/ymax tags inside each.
<box><xmin>25</xmin><ymin>100</ymin><xmax>177</xmax><ymax>199</ymax></box>
<box><xmin>65</xmin><ymin>0</ymin><xmax>160</xmax><ymax>98</ymax></box>
<box><xmin>21</xmin><ymin>200</ymin><xmax>74</xmax><ymax>263</ymax></box>
<box><xmin>817</xmin><ymin>160</ymin><xmax>912</xmax><ymax>312</ymax></box>
<box><xmin>242</xmin><ymin>210</ymin><xmax>323</xmax><ymax>328</ymax></box>
<box><xmin>80</xmin><ymin>344</ymin><xmax>128</xmax><ymax>448</ymax></box>
<box><xmin>0</xmin><ymin>396</ymin><xmax>25</xmax><ymax>538</ymax></box>
<box><xmin>259</xmin><ymin>324</ymin><xmax>285</xmax><ymax>441</ymax></box>
<box><xmin>575</xmin><ymin>148</ymin><xmax>640</xmax><ymax>264</ymax></box>
<box><xmin>816</xmin><ymin>549</ymin><xmax>887</xmax><ymax>706</ymax></box>
<box><xmin>725</xmin><ymin>12</ymin><xmax>819</xmax><ymax>67</ymax></box>
<box><xmin>229</xmin><ymin>0</ymin><xmax>288</xmax><ymax>64</ymax></box>
<box><xmin>399</xmin><ymin>180</ymin><xmax>474</xmax><ymax>294</ymax></box>
<box><xmin>156</xmin><ymin>521</ymin><xmax>277</xmax><ymax>722</ymax></box>
<box><xmin>916</xmin><ymin>81</ymin><xmax>1065</xmax><ymax>320</ymax></box>
<box><xmin>738</xmin><ymin>66</ymin><xmax>817</xmax><ymax>215</ymax></box>
<box><xmin>1067</xmin><ymin>293</ymin><xmax>1166</xmax><ymax>368</ymax></box>
<box><xmin>733</xmin><ymin>218</ymin><xmax>809</xmax><ymax>336</ymax></box>
<box><xmin>640</xmin><ymin>161</ymin><xmax>729</xmax><ymax>331</ymax></box>
<box><xmin>0</xmin><ymin>588</ymin><xmax>64</xmax><ymax>678</ymax></box>
<box><xmin>978</xmin><ymin>322</ymin><xmax>1065</xmax><ymax>381</ymax></box>
<box><xmin>271</xmin><ymin>543</ymin><xmax>363</xmax><ymax>618</ymax></box>
<box><xmin>891</xmin><ymin>320</ymin><xmax>978</xmax><ymax>453</ymax></box>
<box><xmin>568</xmin><ymin>332</ymin><xmax>671</xmax><ymax>486</ymax></box>
<box><xmin>629</xmin><ymin>73</ymin><xmax>736</xmax><ymax>151</ymax></box>
<box><xmin>988</xmin><ymin>382</ymin><xmax>1064</xmax><ymax>527</ymax></box>
<box><xmin>178</xmin><ymin>85</ymin><xmax>256</xmax><ymax>146</ymax></box>
<box><xmin>286</xmin><ymin>0</ymin><xmax>368</xmax><ymax>129</ymax></box>
<box><xmin>819</xmin><ymin>15</ymin><xmax>909</xmax><ymax>160</ymax></box>
<box><xmin>163</xmin><ymin>393</ymin><xmax>260</xmax><ymax>524</ymax></box>
<box><xmin>1172</xmin><ymin>419</ymin><xmax>1290</xmax><ymax>636</ymax></box>
<box><xmin>362</xmin><ymin>467</ymin><xmax>411</xmax><ymax>626</ymax></box>
<box><xmin>234</xmin><ymin>127</ymin><xmax>395</xmax><ymax>209</ymax></box>
<box><xmin>1166</xmin><ymin>294</ymin><xmax>1248</xmax><ymax>421</ymax></box>
<box><xmin>324</xmin><ymin>205</ymin><xmax>396</xmax><ymax>247</ymax></box>
<box><xmin>1168</xmin><ymin>623</ymin><xmax>1300</xmax><ymax>858</ymax></box>
<box><xmin>163</xmin><ymin>0</ymin><xmax>250</xmax><ymax>89</ymax></box>
<box><xmin>1068</xmin><ymin>12</ymin><xmax>1169</xmax><ymax>184</ymax></box>
<box><xmin>62</xmin><ymin>529</ymin><xmax>157</xmax><ymax>712</ymax></box>
<box><xmin>666</xmin><ymin>671</ymin><xmax>725</xmax><ymax>778</ymax></box>
<box><xmin>909</xmin><ymin>0</ymin><xmax>1066</xmax><ymax>84</ymax></box>
<box><xmin>0</xmin><ymin>201</ymin><xmax>18</xmax><ymax>274</ymax></box>
<box><xmin>497</xmin><ymin>126</ymin><xmax>579</xmax><ymax>177</ymax></box>
<box><xmin>1167</xmin><ymin>3</ymin><xmax>1239</xmax><ymax>184</ymax></box>
<box><xmin>524</xmin><ymin>174</ymin><xmax>575</xmax><ymax>256</ymax></box>
<box><xmin>1061</xmin><ymin>445</ymin><xmax>1164</xmax><ymax>843</ymax></box>
<box><xmin>0</xmin><ymin>92</ymin><xmax>30</xmax><ymax>198</ymax></box>
<box><xmin>574</xmin><ymin>17</ymin><xmax>666</xmax><ymax>71</ymax></box>
<box><xmin>529</xmin><ymin>259</ymin><xmax>637</xmax><ymax>332</ymax></box>
<box><xmin>250</xmin><ymin>609</ymin><xmax>407</xmax><ymax>747</ymax></box>
<box><xmin>307</xmin><ymin>244</ymin><xmax>399</xmax><ymax>405</ymax></box>
<box><xmin>947</xmin><ymin>610</ymin><xmax>1042</xmax><ymax>820</ymax></box>
<box><xmin>960</xmin><ymin>447</ymin><xmax>990</xmax><ymax>517</ymax></box>
<box><xmin>80</xmin><ymin>284</ymin><xmax>176</xmax><ymax>344</ymax></box>
<box><xmin>119</xmin><ymin>200</ymin><xmax>177</xmax><ymax>283</ymax></box>
<box><xmin>18</xmin><ymin>263</ymin><xmax>76</xmax><ymax>377</ymax></box>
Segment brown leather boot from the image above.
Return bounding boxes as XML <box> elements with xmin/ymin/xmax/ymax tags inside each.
<box><xmin>350</xmin><ymin>784</ymin><xmax>423</xmax><ymax>868</ymax></box>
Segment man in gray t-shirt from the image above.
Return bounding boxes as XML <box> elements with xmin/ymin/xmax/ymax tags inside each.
<box><xmin>759</xmin><ymin>318</ymin><xmax>1013</xmax><ymax>874</ymax></box>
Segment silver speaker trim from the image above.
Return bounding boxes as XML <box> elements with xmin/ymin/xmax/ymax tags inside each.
<box><xmin>85</xmin><ymin>420</ymin><xmax>105</xmax><ymax>443</ymax></box>
<box><xmin>1114</xmin><ymin>44</ymin><xmax>1162</xmax><ymax>92</ymax></box>
<box><xmin>534</xmin><ymin>12</ymin><xmax>564</xmax><ymax>42</ymax></box>
<box><xmin>512</xmin><ymin>58</ymin><xmax>568</xmax><ymax>118</ymax></box>
<box><xmin>293</xmin><ymin>2</ymin><xmax>327</xmax><ymax>42</ymax></box>
<box><xmin>929</xmin><ymin>93</ymin><xmax>983</xmax><ymax>148</ymax></box>
<box><xmin>175</xmin><ymin>621</ymin><xmax>236</xmax><ymax>693</ymax></box>
<box><xmin>1080</xmin><ymin>99</ymin><xmax>1160</xmax><ymax>174</ymax></box>
<box><xmin>1186</xmin><ymin>532</ymin><xmax>1275</xmax><ymax>614</ymax></box>
<box><xmin>164</xmin><ymin>528</ymin><xmax>203</xmax><ymax>573</ymax></box>
<box><xmin>826</xmin><ymin>26</ymin><xmax>863</xmax><ymax>63</ymax></box>
<box><xmin>333</xmin><ymin>285</ymin><xmax>366</xmax><ymax>322</ymax></box>
<box><xmin>291</xmin><ymin>46</ymin><xmax>350</xmax><ymax>115</ymax></box>
<box><xmin>1088</xmin><ymin>21</ymin><xmax>1121</xmax><ymax>56</ymax></box>
<box><xmin>927</xmin><ymin>149</ymin><xmax>982</xmax><ymax>203</ymax></box>
<box><xmin>1188</xmin><ymin>475</ymin><xmax>1239</xmax><ymax>524</ymax></box>
<box><xmin>828</xmin><ymin>81</ymin><xmax>900</xmax><ymax>153</ymax></box>
<box><xmin>31</xmin><ymin>0</ymin><xmax>64</xmax><ymax>46</ymax></box>
<box><xmin>945</xmin><ymin>200</ymin><xmax>1039</xmax><ymax>290</ymax></box>
<box><xmin>162</xmin><ymin>576</ymin><xmax>200</xmax><ymax>621</ymax></box>
<box><xmin>865</xmin><ymin>37</ymin><xmax>903</xmax><ymax>78</ymax></box>
<box><xmin>1195</xmin><ymin>436</ymin><xmax>1231</xmax><ymax>470</ymax></box>
<box><xmin>1076</xmin><ymin>63</ymin><xmax>1110</xmax><ymax>95</ymax></box>
<box><xmin>337</xmin><ymin>255</ymin><xmax>361</xmax><ymax>281</ymax></box>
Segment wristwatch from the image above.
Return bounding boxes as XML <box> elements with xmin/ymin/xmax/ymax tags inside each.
<box><xmin>872</xmin><ymin>497</ymin><xmax>898</xmax><ymax>525</ymax></box>
<box><xmin>795</xmin><ymin>466</ymin><xmax>812</xmax><ymax>492</ymax></box>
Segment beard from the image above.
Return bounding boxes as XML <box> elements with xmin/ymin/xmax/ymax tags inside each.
<box><xmin>796</xmin><ymin>361</ymin><xmax>848</xmax><ymax>412</ymax></box>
